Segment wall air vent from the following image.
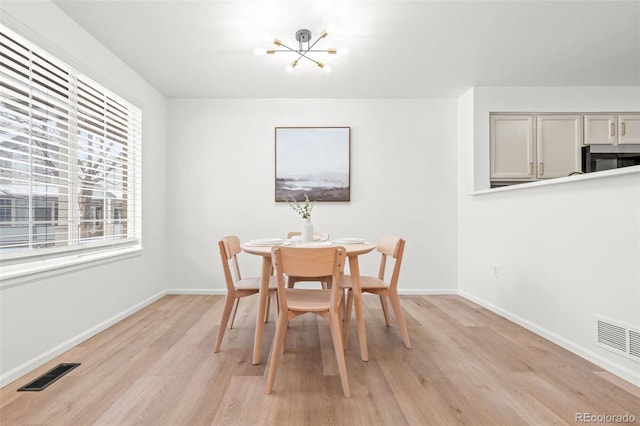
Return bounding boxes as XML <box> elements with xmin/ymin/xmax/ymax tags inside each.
<box><xmin>629</xmin><ymin>330</ymin><xmax>640</xmax><ymax>359</ymax></box>
<box><xmin>596</xmin><ymin>316</ymin><xmax>640</xmax><ymax>363</ymax></box>
<box><xmin>597</xmin><ymin>320</ymin><xmax>626</xmax><ymax>352</ymax></box>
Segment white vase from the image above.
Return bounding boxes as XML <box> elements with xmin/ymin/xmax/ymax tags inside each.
<box><xmin>301</xmin><ymin>218</ymin><xmax>314</xmax><ymax>243</ymax></box>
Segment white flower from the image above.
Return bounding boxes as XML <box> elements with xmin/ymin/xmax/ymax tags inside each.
<box><xmin>288</xmin><ymin>194</ymin><xmax>313</xmax><ymax>219</ymax></box>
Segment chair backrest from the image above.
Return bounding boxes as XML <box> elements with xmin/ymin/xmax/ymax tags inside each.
<box><xmin>219</xmin><ymin>235</ymin><xmax>242</xmax><ymax>291</ymax></box>
<box><xmin>271</xmin><ymin>246</ymin><xmax>346</xmax><ymax>312</ymax></box>
<box><xmin>376</xmin><ymin>236</ymin><xmax>406</xmax><ymax>290</ymax></box>
<box><xmin>286</xmin><ymin>231</ymin><xmax>330</xmax><ymax>240</ymax></box>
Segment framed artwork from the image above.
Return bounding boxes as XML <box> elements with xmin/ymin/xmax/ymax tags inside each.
<box><xmin>275</xmin><ymin>127</ymin><xmax>350</xmax><ymax>202</ymax></box>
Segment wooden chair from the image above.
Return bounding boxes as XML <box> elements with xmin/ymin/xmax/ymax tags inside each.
<box><xmin>286</xmin><ymin>231</ymin><xmax>331</xmax><ymax>289</ymax></box>
<box><xmin>266</xmin><ymin>245</ymin><xmax>350</xmax><ymax>397</ymax></box>
<box><xmin>214</xmin><ymin>235</ymin><xmax>277</xmax><ymax>353</ymax></box>
<box><xmin>342</xmin><ymin>236</ymin><xmax>411</xmax><ymax>349</ymax></box>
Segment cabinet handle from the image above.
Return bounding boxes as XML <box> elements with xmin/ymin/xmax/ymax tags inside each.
<box><xmin>540</xmin><ymin>162</ymin><xmax>544</xmax><ymax>176</ymax></box>
<box><xmin>621</xmin><ymin>122</ymin><xmax>626</xmax><ymax>136</ymax></box>
<box><xmin>529</xmin><ymin>162</ymin><xmax>533</xmax><ymax>175</ymax></box>
<box><xmin>611</xmin><ymin>122</ymin><xmax>616</xmax><ymax>136</ymax></box>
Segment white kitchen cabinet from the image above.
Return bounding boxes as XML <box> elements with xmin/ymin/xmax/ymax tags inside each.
<box><xmin>536</xmin><ymin>115</ymin><xmax>582</xmax><ymax>179</ymax></box>
<box><xmin>490</xmin><ymin>115</ymin><xmax>535</xmax><ymax>180</ymax></box>
<box><xmin>618</xmin><ymin>114</ymin><xmax>640</xmax><ymax>145</ymax></box>
<box><xmin>584</xmin><ymin>114</ymin><xmax>640</xmax><ymax>145</ymax></box>
<box><xmin>491</xmin><ymin>114</ymin><xmax>581</xmax><ymax>182</ymax></box>
<box><xmin>584</xmin><ymin>114</ymin><xmax>617</xmax><ymax>145</ymax></box>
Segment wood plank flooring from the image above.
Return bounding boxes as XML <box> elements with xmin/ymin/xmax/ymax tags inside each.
<box><xmin>1</xmin><ymin>294</ymin><xmax>638</xmax><ymax>425</ymax></box>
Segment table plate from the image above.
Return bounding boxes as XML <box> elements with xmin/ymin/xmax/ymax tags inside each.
<box><xmin>332</xmin><ymin>237</ymin><xmax>366</xmax><ymax>244</ymax></box>
<box><xmin>246</xmin><ymin>238</ymin><xmax>288</xmax><ymax>246</ymax></box>
<box><xmin>296</xmin><ymin>241</ymin><xmax>334</xmax><ymax>247</ymax></box>
<box><xmin>288</xmin><ymin>235</ymin><xmax>325</xmax><ymax>242</ymax></box>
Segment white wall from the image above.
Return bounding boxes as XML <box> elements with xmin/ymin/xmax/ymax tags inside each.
<box><xmin>458</xmin><ymin>86</ymin><xmax>640</xmax><ymax>385</ymax></box>
<box><xmin>0</xmin><ymin>2</ymin><xmax>169</xmax><ymax>386</ymax></box>
<box><xmin>167</xmin><ymin>99</ymin><xmax>458</xmax><ymax>294</ymax></box>
<box><xmin>2</xmin><ymin>1</ymin><xmax>637</xmax><ymax>392</ymax></box>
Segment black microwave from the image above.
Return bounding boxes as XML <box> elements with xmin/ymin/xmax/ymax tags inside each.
<box><xmin>582</xmin><ymin>146</ymin><xmax>640</xmax><ymax>173</ymax></box>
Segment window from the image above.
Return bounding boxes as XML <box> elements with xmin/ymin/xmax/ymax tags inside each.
<box><xmin>0</xmin><ymin>25</ymin><xmax>141</xmax><ymax>263</ymax></box>
<box><xmin>0</xmin><ymin>198</ymin><xmax>10</xmax><ymax>222</ymax></box>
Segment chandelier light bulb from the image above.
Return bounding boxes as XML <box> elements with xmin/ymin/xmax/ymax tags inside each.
<box><xmin>254</xmin><ymin>47</ymin><xmax>266</xmax><ymax>56</ymax></box>
<box><xmin>286</xmin><ymin>59</ymin><xmax>299</xmax><ymax>73</ymax></box>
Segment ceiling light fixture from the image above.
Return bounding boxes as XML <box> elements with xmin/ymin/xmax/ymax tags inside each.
<box><xmin>255</xmin><ymin>28</ymin><xmax>346</xmax><ymax>73</ymax></box>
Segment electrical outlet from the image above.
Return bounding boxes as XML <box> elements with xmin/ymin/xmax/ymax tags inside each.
<box><xmin>493</xmin><ymin>264</ymin><xmax>500</xmax><ymax>279</ymax></box>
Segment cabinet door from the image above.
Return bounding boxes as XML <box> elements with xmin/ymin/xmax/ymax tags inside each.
<box><xmin>536</xmin><ymin>115</ymin><xmax>582</xmax><ymax>179</ymax></box>
<box><xmin>490</xmin><ymin>115</ymin><xmax>535</xmax><ymax>180</ymax></box>
<box><xmin>584</xmin><ymin>114</ymin><xmax>617</xmax><ymax>145</ymax></box>
<box><xmin>618</xmin><ymin>114</ymin><xmax>640</xmax><ymax>145</ymax></box>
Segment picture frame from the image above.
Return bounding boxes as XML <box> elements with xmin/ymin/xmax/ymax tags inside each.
<box><xmin>275</xmin><ymin>127</ymin><xmax>351</xmax><ymax>202</ymax></box>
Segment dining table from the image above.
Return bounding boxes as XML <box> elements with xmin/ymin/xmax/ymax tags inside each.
<box><xmin>240</xmin><ymin>238</ymin><xmax>376</xmax><ymax>365</ymax></box>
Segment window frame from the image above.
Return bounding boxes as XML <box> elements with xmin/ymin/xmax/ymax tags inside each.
<box><xmin>0</xmin><ymin>24</ymin><xmax>142</xmax><ymax>279</ymax></box>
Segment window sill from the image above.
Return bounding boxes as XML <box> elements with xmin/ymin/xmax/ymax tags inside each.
<box><xmin>0</xmin><ymin>244</ymin><xmax>143</xmax><ymax>289</ymax></box>
<box><xmin>472</xmin><ymin>166</ymin><xmax>640</xmax><ymax>196</ymax></box>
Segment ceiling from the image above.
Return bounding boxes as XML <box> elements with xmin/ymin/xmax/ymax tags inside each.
<box><xmin>49</xmin><ymin>0</ymin><xmax>640</xmax><ymax>99</ymax></box>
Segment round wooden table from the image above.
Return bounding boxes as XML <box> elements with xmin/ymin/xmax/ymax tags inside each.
<box><xmin>241</xmin><ymin>241</ymin><xmax>376</xmax><ymax>364</ymax></box>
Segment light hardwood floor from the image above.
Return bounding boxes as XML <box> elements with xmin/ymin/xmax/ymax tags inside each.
<box><xmin>1</xmin><ymin>294</ymin><xmax>638</xmax><ymax>425</ymax></box>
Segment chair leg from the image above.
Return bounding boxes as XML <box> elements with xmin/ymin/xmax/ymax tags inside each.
<box><xmin>215</xmin><ymin>294</ymin><xmax>237</xmax><ymax>352</ymax></box>
<box><xmin>282</xmin><ymin>319</ymin><xmax>289</xmax><ymax>353</ymax></box>
<box><xmin>343</xmin><ymin>290</ymin><xmax>354</xmax><ymax>347</ymax></box>
<box><xmin>379</xmin><ymin>295</ymin><xmax>390</xmax><ymax>326</ymax></box>
<box><xmin>229</xmin><ymin>298</ymin><xmax>240</xmax><ymax>329</ymax></box>
<box><xmin>264</xmin><ymin>294</ymin><xmax>271</xmax><ymax>323</ymax></box>
<box><xmin>329</xmin><ymin>314</ymin><xmax>351</xmax><ymax>397</ymax></box>
<box><xmin>336</xmin><ymin>296</ymin><xmax>345</xmax><ymax>349</ymax></box>
<box><xmin>388</xmin><ymin>290</ymin><xmax>411</xmax><ymax>349</ymax></box>
<box><xmin>266</xmin><ymin>310</ymin><xmax>289</xmax><ymax>394</ymax></box>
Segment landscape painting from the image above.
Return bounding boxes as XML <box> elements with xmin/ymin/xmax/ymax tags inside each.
<box><xmin>275</xmin><ymin>127</ymin><xmax>350</xmax><ymax>202</ymax></box>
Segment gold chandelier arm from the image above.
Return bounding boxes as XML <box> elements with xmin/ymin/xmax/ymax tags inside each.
<box><xmin>273</xmin><ymin>40</ymin><xmax>300</xmax><ymax>54</ymax></box>
<box><xmin>270</xmin><ymin>50</ymin><xmax>333</xmax><ymax>53</ymax></box>
<box><xmin>306</xmin><ymin>30</ymin><xmax>328</xmax><ymax>52</ymax></box>
<box><xmin>275</xmin><ymin>42</ymin><xmax>321</xmax><ymax>66</ymax></box>
<box><xmin>297</xmin><ymin>52</ymin><xmax>321</xmax><ymax>66</ymax></box>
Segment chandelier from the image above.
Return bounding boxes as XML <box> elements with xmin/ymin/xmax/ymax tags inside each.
<box><xmin>255</xmin><ymin>28</ymin><xmax>346</xmax><ymax>72</ymax></box>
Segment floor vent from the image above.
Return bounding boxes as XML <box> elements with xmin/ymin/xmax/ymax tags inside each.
<box><xmin>596</xmin><ymin>317</ymin><xmax>640</xmax><ymax>363</ymax></box>
<box><xmin>17</xmin><ymin>363</ymin><xmax>80</xmax><ymax>392</ymax></box>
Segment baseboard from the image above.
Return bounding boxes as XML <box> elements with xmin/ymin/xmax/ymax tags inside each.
<box><xmin>399</xmin><ymin>289</ymin><xmax>458</xmax><ymax>295</ymax></box>
<box><xmin>0</xmin><ymin>290</ymin><xmax>167</xmax><ymax>388</ymax></box>
<box><xmin>458</xmin><ymin>289</ymin><xmax>640</xmax><ymax>388</ymax></box>
<box><xmin>166</xmin><ymin>288</ymin><xmax>225</xmax><ymax>295</ymax></box>
<box><xmin>165</xmin><ymin>288</ymin><xmax>453</xmax><ymax>296</ymax></box>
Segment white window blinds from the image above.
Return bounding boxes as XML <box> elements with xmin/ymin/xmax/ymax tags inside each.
<box><xmin>0</xmin><ymin>25</ymin><xmax>142</xmax><ymax>261</ymax></box>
